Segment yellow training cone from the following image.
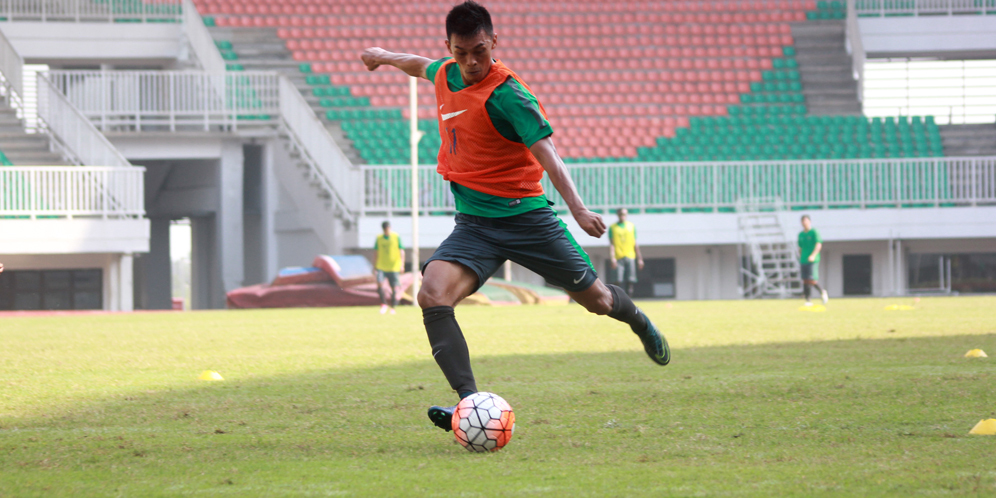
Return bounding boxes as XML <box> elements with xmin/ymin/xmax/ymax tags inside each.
<box><xmin>198</xmin><ymin>370</ymin><xmax>224</xmax><ymax>381</ymax></box>
<box><xmin>964</xmin><ymin>349</ymin><xmax>988</xmax><ymax>358</ymax></box>
<box><xmin>798</xmin><ymin>304</ymin><xmax>826</xmax><ymax>312</ymax></box>
<box><xmin>884</xmin><ymin>304</ymin><xmax>915</xmax><ymax>311</ymax></box>
<box><xmin>969</xmin><ymin>419</ymin><xmax>996</xmax><ymax>435</ymax></box>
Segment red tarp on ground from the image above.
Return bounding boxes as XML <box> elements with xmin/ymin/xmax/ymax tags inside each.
<box><xmin>226</xmin><ymin>255</ymin><xmax>413</xmax><ymax>309</ymax></box>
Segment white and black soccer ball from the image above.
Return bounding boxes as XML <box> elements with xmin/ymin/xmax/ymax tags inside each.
<box><xmin>451</xmin><ymin>392</ymin><xmax>515</xmax><ymax>452</ymax></box>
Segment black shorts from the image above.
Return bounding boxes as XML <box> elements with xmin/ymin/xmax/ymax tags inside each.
<box><xmin>800</xmin><ymin>263</ymin><xmax>819</xmax><ymax>281</ymax></box>
<box><xmin>422</xmin><ymin>207</ymin><xmax>598</xmax><ymax>293</ymax></box>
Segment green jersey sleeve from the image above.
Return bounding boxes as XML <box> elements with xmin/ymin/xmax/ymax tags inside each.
<box><xmin>486</xmin><ymin>77</ymin><xmax>553</xmax><ymax>148</ymax></box>
<box><xmin>425</xmin><ymin>57</ymin><xmax>450</xmax><ymax>83</ymax></box>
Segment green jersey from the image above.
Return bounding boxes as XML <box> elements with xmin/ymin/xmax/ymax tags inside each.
<box><xmin>798</xmin><ymin>228</ymin><xmax>822</xmax><ymax>264</ymax></box>
<box><xmin>426</xmin><ymin>57</ymin><xmax>554</xmax><ymax>217</ymax></box>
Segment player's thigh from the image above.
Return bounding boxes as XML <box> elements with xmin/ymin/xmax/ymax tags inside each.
<box><xmin>625</xmin><ymin>258</ymin><xmax>638</xmax><ymax>282</ymax></box>
<box><xmin>376</xmin><ymin>270</ymin><xmax>386</xmax><ymax>284</ymax></box>
<box><xmin>614</xmin><ymin>261</ymin><xmax>626</xmax><ymax>283</ymax></box>
<box><xmin>502</xmin><ymin>217</ymin><xmax>596</xmax><ymax>292</ymax></box>
<box><xmin>419</xmin><ymin>260</ymin><xmax>481</xmax><ymax>308</ymax></box>
<box><xmin>386</xmin><ymin>272</ymin><xmax>400</xmax><ymax>288</ymax></box>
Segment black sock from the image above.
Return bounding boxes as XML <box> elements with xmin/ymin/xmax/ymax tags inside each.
<box><xmin>377</xmin><ymin>285</ymin><xmax>386</xmax><ymax>305</ymax></box>
<box><xmin>423</xmin><ymin>306</ymin><xmax>477</xmax><ymax>396</ymax></box>
<box><xmin>607</xmin><ymin>284</ymin><xmax>648</xmax><ymax>333</ymax></box>
<box><xmin>812</xmin><ymin>283</ymin><xmax>824</xmax><ymax>293</ymax></box>
<box><xmin>390</xmin><ymin>287</ymin><xmax>398</xmax><ymax>307</ymax></box>
<box><xmin>803</xmin><ymin>283</ymin><xmax>812</xmax><ymax>300</ymax></box>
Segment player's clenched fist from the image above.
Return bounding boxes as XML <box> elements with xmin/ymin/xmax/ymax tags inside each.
<box><xmin>574</xmin><ymin>209</ymin><xmax>606</xmax><ymax>238</ymax></box>
<box><xmin>361</xmin><ymin>47</ymin><xmax>388</xmax><ymax>71</ymax></box>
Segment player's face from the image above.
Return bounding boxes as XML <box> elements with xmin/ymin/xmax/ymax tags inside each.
<box><xmin>618</xmin><ymin>209</ymin><xmax>627</xmax><ymax>222</ymax></box>
<box><xmin>801</xmin><ymin>218</ymin><xmax>811</xmax><ymax>231</ymax></box>
<box><xmin>446</xmin><ymin>30</ymin><xmax>497</xmax><ymax>86</ymax></box>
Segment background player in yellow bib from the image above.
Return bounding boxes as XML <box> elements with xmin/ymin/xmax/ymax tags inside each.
<box><xmin>374</xmin><ymin>221</ymin><xmax>405</xmax><ymax>314</ymax></box>
<box><xmin>608</xmin><ymin>208</ymin><xmax>644</xmax><ymax>296</ymax></box>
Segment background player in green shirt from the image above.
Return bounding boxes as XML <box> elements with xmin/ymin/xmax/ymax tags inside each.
<box><xmin>361</xmin><ymin>1</ymin><xmax>669</xmax><ymax>434</ymax></box>
<box><xmin>374</xmin><ymin>221</ymin><xmax>405</xmax><ymax>314</ymax></box>
<box><xmin>798</xmin><ymin>215</ymin><xmax>828</xmax><ymax>306</ymax></box>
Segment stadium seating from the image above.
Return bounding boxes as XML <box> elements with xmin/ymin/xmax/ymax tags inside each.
<box><xmin>195</xmin><ymin>0</ymin><xmax>933</xmax><ymax>164</ymax></box>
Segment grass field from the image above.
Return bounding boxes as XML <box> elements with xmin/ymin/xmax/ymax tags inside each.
<box><xmin>1</xmin><ymin>297</ymin><xmax>995</xmax><ymax>497</ymax></box>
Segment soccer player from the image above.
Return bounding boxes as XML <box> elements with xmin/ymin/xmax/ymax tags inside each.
<box><xmin>374</xmin><ymin>221</ymin><xmax>405</xmax><ymax>314</ymax></box>
<box><xmin>361</xmin><ymin>0</ymin><xmax>669</xmax><ymax>433</ymax></box>
<box><xmin>608</xmin><ymin>208</ymin><xmax>644</xmax><ymax>296</ymax></box>
<box><xmin>798</xmin><ymin>215</ymin><xmax>828</xmax><ymax>305</ymax></box>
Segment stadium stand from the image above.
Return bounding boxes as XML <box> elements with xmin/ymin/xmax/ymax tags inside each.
<box><xmin>197</xmin><ymin>1</ymin><xmax>922</xmax><ymax>165</ymax></box>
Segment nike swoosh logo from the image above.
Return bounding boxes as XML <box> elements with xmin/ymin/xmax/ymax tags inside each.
<box><xmin>441</xmin><ymin>109</ymin><xmax>467</xmax><ymax>121</ymax></box>
<box><xmin>432</xmin><ymin>350</ymin><xmax>441</xmax><ymax>358</ymax></box>
<box><xmin>573</xmin><ymin>271</ymin><xmax>587</xmax><ymax>284</ymax></box>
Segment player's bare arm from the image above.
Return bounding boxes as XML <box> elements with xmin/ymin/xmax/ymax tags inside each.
<box><xmin>361</xmin><ymin>47</ymin><xmax>433</xmax><ymax>80</ymax></box>
<box><xmin>529</xmin><ymin>137</ymin><xmax>607</xmax><ymax>238</ymax></box>
<box><xmin>809</xmin><ymin>242</ymin><xmax>822</xmax><ymax>262</ymax></box>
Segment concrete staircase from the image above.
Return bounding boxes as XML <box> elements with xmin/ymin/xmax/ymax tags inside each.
<box><xmin>207</xmin><ymin>26</ymin><xmax>365</xmax><ymax>164</ymax></box>
<box><xmin>791</xmin><ymin>20</ymin><xmax>862</xmax><ymax>116</ymax></box>
<box><xmin>938</xmin><ymin>123</ymin><xmax>996</xmax><ymax>156</ymax></box>
<box><xmin>0</xmin><ymin>105</ymin><xmax>70</xmax><ymax>166</ymax></box>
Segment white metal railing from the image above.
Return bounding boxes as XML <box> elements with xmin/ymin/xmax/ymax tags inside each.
<box><xmin>0</xmin><ymin>0</ymin><xmax>181</xmax><ymax>22</ymax></box>
<box><xmin>37</xmin><ymin>73</ymin><xmax>131</xmax><ymax>167</ymax></box>
<box><xmin>855</xmin><ymin>0</ymin><xmax>996</xmax><ymax>16</ymax></box>
<box><xmin>47</xmin><ymin>69</ymin><xmax>360</xmax><ymax>217</ymax></box>
<box><xmin>845</xmin><ymin>0</ymin><xmax>866</xmax><ymax>102</ymax></box>
<box><xmin>181</xmin><ymin>0</ymin><xmax>226</xmax><ymax>75</ymax></box>
<box><xmin>863</xmin><ymin>59</ymin><xmax>996</xmax><ymax>125</ymax></box>
<box><xmin>0</xmin><ymin>25</ymin><xmax>23</xmax><ymax>110</ymax></box>
<box><xmin>0</xmin><ymin>166</ymin><xmax>144</xmax><ymax>219</ymax></box>
<box><xmin>46</xmin><ymin>70</ymin><xmax>279</xmax><ymax>132</ymax></box>
<box><xmin>361</xmin><ymin>157</ymin><xmax>996</xmax><ymax>215</ymax></box>
<box><xmin>278</xmin><ymin>76</ymin><xmax>360</xmax><ymax>217</ymax></box>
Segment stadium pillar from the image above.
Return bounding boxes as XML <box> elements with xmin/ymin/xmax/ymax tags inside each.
<box><xmin>135</xmin><ymin>217</ymin><xmax>173</xmax><ymax>309</ymax></box>
<box><xmin>217</xmin><ymin>141</ymin><xmax>245</xmax><ymax>306</ymax></box>
<box><xmin>119</xmin><ymin>253</ymin><xmax>134</xmax><ymax>312</ymax></box>
<box><xmin>410</xmin><ymin>76</ymin><xmax>423</xmax><ymax>300</ymax></box>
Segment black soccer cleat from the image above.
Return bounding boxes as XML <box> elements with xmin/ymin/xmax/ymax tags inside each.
<box><xmin>634</xmin><ymin>313</ymin><xmax>670</xmax><ymax>366</ymax></box>
<box><xmin>427</xmin><ymin>405</ymin><xmax>455</xmax><ymax>432</ymax></box>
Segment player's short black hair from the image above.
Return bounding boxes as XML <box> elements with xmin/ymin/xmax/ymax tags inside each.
<box><xmin>446</xmin><ymin>1</ymin><xmax>494</xmax><ymax>40</ymax></box>
<box><xmin>801</xmin><ymin>214</ymin><xmax>811</xmax><ymax>222</ymax></box>
<box><xmin>382</xmin><ymin>221</ymin><xmax>390</xmax><ymax>230</ymax></box>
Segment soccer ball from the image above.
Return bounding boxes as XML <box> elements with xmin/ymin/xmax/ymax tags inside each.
<box><xmin>451</xmin><ymin>392</ymin><xmax>515</xmax><ymax>452</ymax></box>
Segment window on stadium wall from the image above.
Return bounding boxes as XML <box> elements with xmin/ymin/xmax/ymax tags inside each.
<box><xmin>604</xmin><ymin>258</ymin><xmax>675</xmax><ymax>299</ymax></box>
<box><xmin>843</xmin><ymin>254</ymin><xmax>873</xmax><ymax>296</ymax></box>
<box><xmin>908</xmin><ymin>253</ymin><xmax>996</xmax><ymax>294</ymax></box>
<box><xmin>0</xmin><ymin>269</ymin><xmax>103</xmax><ymax>310</ymax></box>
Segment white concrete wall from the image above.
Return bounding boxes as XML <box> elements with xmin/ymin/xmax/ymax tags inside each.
<box><xmin>358</xmin><ymin>207</ymin><xmax>996</xmax><ymax>300</ymax></box>
<box><xmin>361</xmin><ymin>206</ymin><xmax>996</xmax><ymax>250</ymax></box>
<box><xmin>0</xmin><ymin>22</ymin><xmax>183</xmax><ymax>65</ymax></box>
<box><xmin>0</xmin><ymin>218</ymin><xmax>149</xmax><ymax>254</ymax></box>
<box><xmin>859</xmin><ymin>16</ymin><xmax>996</xmax><ymax>58</ymax></box>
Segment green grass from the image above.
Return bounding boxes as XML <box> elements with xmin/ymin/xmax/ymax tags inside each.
<box><xmin>1</xmin><ymin>297</ymin><xmax>995</xmax><ymax>497</ymax></box>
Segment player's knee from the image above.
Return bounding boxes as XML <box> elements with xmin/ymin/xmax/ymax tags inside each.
<box><xmin>578</xmin><ymin>289</ymin><xmax>613</xmax><ymax>316</ymax></box>
<box><xmin>417</xmin><ymin>284</ymin><xmax>450</xmax><ymax>309</ymax></box>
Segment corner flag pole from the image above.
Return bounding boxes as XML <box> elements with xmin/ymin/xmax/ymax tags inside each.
<box><xmin>409</xmin><ymin>76</ymin><xmax>423</xmax><ymax>301</ymax></box>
